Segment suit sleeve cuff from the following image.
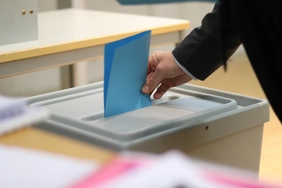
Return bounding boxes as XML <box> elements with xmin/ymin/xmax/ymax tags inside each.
<box><xmin>172</xmin><ymin>54</ymin><xmax>198</xmax><ymax>80</ymax></box>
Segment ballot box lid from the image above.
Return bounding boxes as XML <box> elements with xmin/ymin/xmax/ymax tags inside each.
<box><xmin>28</xmin><ymin>82</ymin><xmax>236</xmax><ymax>139</ymax></box>
<box><xmin>27</xmin><ymin>82</ymin><xmax>268</xmax><ymax>150</ymax></box>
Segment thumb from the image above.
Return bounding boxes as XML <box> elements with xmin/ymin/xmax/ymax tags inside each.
<box><xmin>142</xmin><ymin>69</ymin><xmax>164</xmax><ymax>94</ymax></box>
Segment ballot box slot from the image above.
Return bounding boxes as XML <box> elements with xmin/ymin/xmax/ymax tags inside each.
<box><xmin>151</xmin><ymin>95</ymin><xmax>180</xmax><ymax>105</ymax></box>
<box><xmin>80</xmin><ymin>111</ymin><xmax>104</xmax><ymax>121</ymax></box>
<box><xmin>80</xmin><ymin>95</ymin><xmax>181</xmax><ymax>122</ymax></box>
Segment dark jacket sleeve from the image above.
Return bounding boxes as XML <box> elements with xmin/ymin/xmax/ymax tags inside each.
<box><xmin>172</xmin><ymin>3</ymin><xmax>241</xmax><ymax>80</ymax></box>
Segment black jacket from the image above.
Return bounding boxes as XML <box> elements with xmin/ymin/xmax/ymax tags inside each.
<box><xmin>172</xmin><ymin>1</ymin><xmax>282</xmax><ymax>123</ymax></box>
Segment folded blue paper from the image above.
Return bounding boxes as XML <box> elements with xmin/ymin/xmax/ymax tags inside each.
<box><xmin>104</xmin><ymin>31</ymin><xmax>152</xmax><ymax>117</ymax></box>
<box><xmin>117</xmin><ymin>0</ymin><xmax>216</xmax><ymax>5</ymax></box>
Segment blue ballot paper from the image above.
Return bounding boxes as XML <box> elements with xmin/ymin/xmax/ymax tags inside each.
<box><xmin>104</xmin><ymin>31</ymin><xmax>152</xmax><ymax>117</ymax></box>
<box><xmin>117</xmin><ymin>0</ymin><xmax>216</xmax><ymax>5</ymax></box>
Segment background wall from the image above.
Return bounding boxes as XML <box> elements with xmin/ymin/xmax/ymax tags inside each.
<box><xmin>1</xmin><ymin>0</ymin><xmax>243</xmax><ymax>97</ymax></box>
<box><xmin>38</xmin><ymin>0</ymin><xmax>57</xmax><ymax>12</ymax></box>
<box><xmin>77</xmin><ymin>0</ymin><xmax>214</xmax><ymax>36</ymax></box>
<box><xmin>0</xmin><ymin>0</ymin><xmax>60</xmax><ymax>97</ymax></box>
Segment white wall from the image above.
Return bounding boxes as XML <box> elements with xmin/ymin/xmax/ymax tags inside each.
<box><xmin>0</xmin><ymin>0</ymin><xmax>61</xmax><ymax>97</ymax></box>
<box><xmin>37</xmin><ymin>0</ymin><xmax>57</xmax><ymax>12</ymax></box>
<box><xmin>83</xmin><ymin>1</ymin><xmax>213</xmax><ymax>37</ymax></box>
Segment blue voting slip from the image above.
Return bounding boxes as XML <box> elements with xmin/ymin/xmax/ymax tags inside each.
<box><xmin>117</xmin><ymin>0</ymin><xmax>216</xmax><ymax>5</ymax></box>
<box><xmin>104</xmin><ymin>31</ymin><xmax>152</xmax><ymax>117</ymax></box>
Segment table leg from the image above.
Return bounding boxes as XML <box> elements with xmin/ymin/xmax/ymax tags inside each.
<box><xmin>60</xmin><ymin>66</ymin><xmax>73</xmax><ymax>89</ymax></box>
<box><xmin>72</xmin><ymin>61</ymin><xmax>89</xmax><ymax>87</ymax></box>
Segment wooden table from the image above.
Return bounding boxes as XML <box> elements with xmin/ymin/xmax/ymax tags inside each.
<box><xmin>0</xmin><ymin>127</ymin><xmax>115</xmax><ymax>164</ymax></box>
<box><xmin>0</xmin><ymin>8</ymin><xmax>189</xmax><ymax>87</ymax></box>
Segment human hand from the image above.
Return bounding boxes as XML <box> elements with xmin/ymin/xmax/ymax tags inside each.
<box><xmin>142</xmin><ymin>51</ymin><xmax>192</xmax><ymax>99</ymax></box>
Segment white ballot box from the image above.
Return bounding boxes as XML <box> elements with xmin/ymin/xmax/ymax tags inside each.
<box><xmin>27</xmin><ymin>82</ymin><xmax>269</xmax><ymax>174</ymax></box>
<box><xmin>0</xmin><ymin>0</ymin><xmax>38</xmax><ymax>46</ymax></box>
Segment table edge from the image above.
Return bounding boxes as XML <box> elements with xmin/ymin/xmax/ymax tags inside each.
<box><xmin>0</xmin><ymin>22</ymin><xmax>189</xmax><ymax>64</ymax></box>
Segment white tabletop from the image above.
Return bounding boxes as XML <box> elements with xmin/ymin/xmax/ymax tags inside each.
<box><xmin>0</xmin><ymin>8</ymin><xmax>189</xmax><ymax>63</ymax></box>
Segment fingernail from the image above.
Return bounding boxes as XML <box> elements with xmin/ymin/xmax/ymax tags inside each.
<box><xmin>142</xmin><ymin>85</ymin><xmax>149</xmax><ymax>93</ymax></box>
